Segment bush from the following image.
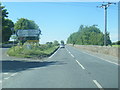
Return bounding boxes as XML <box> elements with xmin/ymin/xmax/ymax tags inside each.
<box><xmin>7</xmin><ymin>44</ymin><xmax>59</xmax><ymax>59</ymax></box>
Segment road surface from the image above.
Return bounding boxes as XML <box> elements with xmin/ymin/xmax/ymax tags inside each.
<box><xmin>1</xmin><ymin>45</ymin><xmax>119</xmax><ymax>88</ymax></box>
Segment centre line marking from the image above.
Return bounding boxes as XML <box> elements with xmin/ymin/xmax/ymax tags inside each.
<box><xmin>11</xmin><ymin>73</ymin><xmax>17</xmax><ymax>77</ymax></box>
<box><xmin>93</xmin><ymin>80</ymin><xmax>104</xmax><ymax>90</ymax></box>
<box><xmin>66</xmin><ymin>48</ymin><xmax>69</xmax><ymax>52</ymax></box>
<box><xmin>76</xmin><ymin>60</ymin><xmax>85</xmax><ymax>69</ymax></box>
<box><xmin>3</xmin><ymin>73</ymin><xmax>8</xmax><ymax>75</ymax></box>
<box><xmin>71</xmin><ymin>54</ymin><xmax>74</xmax><ymax>57</ymax></box>
<box><xmin>4</xmin><ymin>77</ymin><xmax>10</xmax><ymax>80</ymax></box>
<box><xmin>66</xmin><ymin>48</ymin><xmax>76</xmax><ymax>59</ymax></box>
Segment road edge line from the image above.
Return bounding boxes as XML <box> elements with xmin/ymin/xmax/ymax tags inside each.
<box><xmin>93</xmin><ymin>80</ymin><xmax>104</xmax><ymax>90</ymax></box>
<box><xmin>49</xmin><ymin>47</ymin><xmax>60</xmax><ymax>59</ymax></box>
<box><xmin>68</xmin><ymin>45</ymin><xmax>119</xmax><ymax>65</ymax></box>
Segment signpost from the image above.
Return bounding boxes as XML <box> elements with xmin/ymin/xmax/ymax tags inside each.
<box><xmin>16</xmin><ymin>29</ymin><xmax>41</xmax><ymax>44</ymax></box>
<box><xmin>16</xmin><ymin>29</ymin><xmax>41</xmax><ymax>37</ymax></box>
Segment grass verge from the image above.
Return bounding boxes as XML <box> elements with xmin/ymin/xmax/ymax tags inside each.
<box><xmin>7</xmin><ymin>44</ymin><xmax>59</xmax><ymax>59</ymax></box>
<box><xmin>112</xmin><ymin>45</ymin><xmax>120</xmax><ymax>48</ymax></box>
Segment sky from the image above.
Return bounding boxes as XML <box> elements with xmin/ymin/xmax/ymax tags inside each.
<box><xmin>2</xmin><ymin>1</ymin><xmax>119</xmax><ymax>44</ymax></box>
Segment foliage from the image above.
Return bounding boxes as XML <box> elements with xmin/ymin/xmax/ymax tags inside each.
<box><xmin>7</xmin><ymin>44</ymin><xmax>59</xmax><ymax>58</ymax></box>
<box><xmin>1</xmin><ymin>3</ymin><xmax>14</xmax><ymax>43</ymax></box>
<box><xmin>53</xmin><ymin>40</ymin><xmax>59</xmax><ymax>46</ymax></box>
<box><xmin>112</xmin><ymin>41</ymin><xmax>120</xmax><ymax>45</ymax></box>
<box><xmin>2</xmin><ymin>19</ymin><xmax>14</xmax><ymax>42</ymax></box>
<box><xmin>60</xmin><ymin>40</ymin><xmax>65</xmax><ymax>45</ymax></box>
<box><xmin>14</xmin><ymin>18</ymin><xmax>39</xmax><ymax>31</ymax></box>
<box><xmin>14</xmin><ymin>18</ymin><xmax>40</xmax><ymax>44</ymax></box>
<box><xmin>67</xmin><ymin>25</ymin><xmax>111</xmax><ymax>46</ymax></box>
<box><xmin>0</xmin><ymin>3</ymin><xmax>8</xmax><ymax>21</ymax></box>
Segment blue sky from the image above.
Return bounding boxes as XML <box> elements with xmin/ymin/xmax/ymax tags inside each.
<box><xmin>2</xmin><ymin>2</ymin><xmax>118</xmax><ymax>44</ymax></box>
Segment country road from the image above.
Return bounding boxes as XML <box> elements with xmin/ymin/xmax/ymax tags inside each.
<box><xmin>0</xmin><ymin>45</ymin><xmax>119</xmax><ymax>88</ymax></box>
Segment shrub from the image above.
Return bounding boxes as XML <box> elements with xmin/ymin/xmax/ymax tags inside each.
<box><xmin>7</xmin><ymin>44</ymin><xmax>59</xmax><ymax>59</ymax></box>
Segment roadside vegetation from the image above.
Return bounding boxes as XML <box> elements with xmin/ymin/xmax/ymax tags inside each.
<box><xmin>112</xmin><ymin>45</ymin><xmax>120</xmax><ymax>48</ymax></box>
<box><xmin>67</xmin><ymin>25</ymin><xmax>111</xmax><ymax>46</ymax></box>
<box><xmin>7</xmin><ymin>42</ymin><xmax>59</xmax><ymax>59</ymax></box>
<box><xmin>1</xmin><ymin>3</ymin><xmax>14</xmax><ymax>43</ymax></box>
<box><xmin>112</xmin><ymin>41</ymin><xmax>120</xmax><ymax>48</ymax></box>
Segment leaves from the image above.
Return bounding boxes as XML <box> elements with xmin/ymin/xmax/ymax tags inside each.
<box><xmin>14</xmin><ymin>18</ymin><xmax>39</xmax><ymax>31</ymax></box>
<box><xmin>1</xmin><ymin>3</ymin><xmax>14</xmax><ymax>43</ymax></box>
<box><xmin>67</xmin><ymin>25</ymin><xmax>111</xmax><ymax>46</ymax></box>
<box><xmin>2</xmin><ymin>19</ymin><xmax>14</xmax><ymax>42</ymax></box>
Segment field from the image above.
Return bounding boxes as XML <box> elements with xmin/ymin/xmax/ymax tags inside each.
<box><xmin>112</xmin><ymin>45</ymin><xmax>120</xmax><ymax>48</ymax></box>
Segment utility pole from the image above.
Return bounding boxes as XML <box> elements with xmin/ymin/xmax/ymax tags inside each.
<box><xmin>97</xmin><ymin>2</ymin><xmax>116</xmax><ymax>46</ymax></box>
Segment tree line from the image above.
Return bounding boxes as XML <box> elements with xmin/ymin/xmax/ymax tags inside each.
<box><xmin>67</xmin><ymin>25</ymin><xmax>111</xmax><ymax>46</ymax></box>
<box><xmin>1</xmin><ymin>3</ymin><xmax>39</xmax><ymax>43</ymax></box>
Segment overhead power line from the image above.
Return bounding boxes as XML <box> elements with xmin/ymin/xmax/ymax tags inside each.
<box><xmin>97</xmin><ymin>2</ymin><xmax>116</xmax><ymax>46</ymax></box>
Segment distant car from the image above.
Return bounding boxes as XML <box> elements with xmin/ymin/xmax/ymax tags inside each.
<box><xmin>60</xmin><ymin>44</ymin><xmax>65</xmax><ymax>48</ymax></box>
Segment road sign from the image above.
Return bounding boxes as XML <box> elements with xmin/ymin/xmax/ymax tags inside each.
<box><xmin>16</xmin><ymin>29</ymin><xmax>41</xmax><ymax>37</ymax></box>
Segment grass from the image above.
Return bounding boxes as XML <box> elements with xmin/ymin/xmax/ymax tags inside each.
<box><xmin>7</xmin><ymin>44</ymin><xmax>59</xmax><ymax>59</ymax></box>
<box><xmin>112</xmin><ymin>45</ymin><xmax>120</xmax><ymax>48</ymax></box>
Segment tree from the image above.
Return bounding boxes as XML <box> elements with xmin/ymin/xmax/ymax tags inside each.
<box><xmin>117</xmin><ymin>41</ymin><xmax>120</xmax><ymax>45</ymax></box>
<box><xmin>78</xmin><ymin>25</ymin><xmax>84</xmax><ymax>32</ymax></box>
<box><xmin>1</xmin><ymin>4</ymin><xmax>14</xmax><ymax>43</ymax></box>
<box><xmin>2</xmin><ymin>19</ymin><xmax>14</xmax><ymax>42</ymax></box>
<box><xmin>14</xmin><ymin>18</ymin><xmax>39</xmax><ymax>31</ymax></box>
<box><xmin>53</xmin><ymin>40</ymin><xmax>59</xmax><ymax>46</ymax></box>
<box><xmin>0</xmin><ymin>3</ymin><xmax>8</xmax><ymax>21</ymax></box>
<box><xmin>67</xmin><ymin>25</ymin><xmax>111</xmax><ymax>46</ymax></box>
<box><xmin>61</xmin><ymin>40</ymin><xmax>64</xmax><ymax>45</ymax></box>
<box><xmin>106</xmin><ymin>32</ymin><xmax>112</xmax><ymax>46</ymax></box>
<box><xmin>14</xmin><ymin>18</ymin><xmax>40</xmax><ymax>44</ymax></box>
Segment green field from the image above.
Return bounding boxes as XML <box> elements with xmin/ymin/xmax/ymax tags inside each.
<box><xmin>112</xmin><ymin>45</ymin><xmax>120</xmax><ymax>48</ymax></box>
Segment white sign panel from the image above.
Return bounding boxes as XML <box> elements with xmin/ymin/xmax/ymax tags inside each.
<box><xmin>16</xmin><ymin>29</ymin><xmax>41</xmax><ymax>37</ymax></box>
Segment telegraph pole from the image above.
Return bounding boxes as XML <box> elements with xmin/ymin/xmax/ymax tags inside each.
<box><xmin>97</xmin><ymin>2</ymin><xmax>116</xmax><ymax>46</ymax></box>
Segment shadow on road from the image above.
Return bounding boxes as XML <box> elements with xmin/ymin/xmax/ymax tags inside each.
<box><xmin>1</xmin><ymin>60</ymin><xmax>66</xmax><ymax>73</ymax></box>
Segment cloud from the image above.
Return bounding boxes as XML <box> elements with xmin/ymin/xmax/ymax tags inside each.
<box><xmin>110</xmin><ymin>33</ymin><xmax>118</xmax><ymax>42</ymax></box>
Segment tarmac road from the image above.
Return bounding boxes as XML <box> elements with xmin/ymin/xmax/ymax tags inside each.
<box><xmin>1</xmin><ymin>45</ymin><xmax>119</xmax><ymax>89</ymax></box>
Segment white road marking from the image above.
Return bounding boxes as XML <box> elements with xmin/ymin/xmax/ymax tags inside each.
<box><xmin>70</xmin><ymin>54</ymin><xmax>74</xmax><ymax>58</ymax></box>
<box><xmin>66</xmin><ymin>48</ymin><xmax>74</xmax><ymax>58</ymax></box>
<box><xmin>30</xmin><ymin>68</ymin><xmax>42</xmax><ymax>70</ymax></box>
<box><xmin>66</xmin><ymin>48</ymin><xmax>69</xmax><ymax>52</ymax></box>
<box><xmin>93</xmin><ymin>80</ymin><xmax>104</xmax><ymax>90</ymax></box>
<box><xmin>4</xmin><ymin>77</ymin><xmax>10</xmax><ymax>80</ymax></box>
<box><xmin>0</xmin><ymin>80</ymin><xmax>2</xmax><ymax>83</ymax></box>
<box><xmin>80</xmin><ymin>50</ymin><xmax>118</xmax><ymax>66</ymax></box>
<box><xmin>3</xmin><ymin>73</ymin><xmax>8</xmax><ymax>75</ymax></box>
<box><xmin>76</xmin><ymin>60</ymin><xmax>85</xmax><ymax>69</ymax></box>
<box><xmin>49</xmin><ymin>48</ymin><xmax>60</xmax><ymax>58</ymax></box>
<box><xmin>66</xmin><ymin>48</ymin><xmax>71</xmax><ymax>54</ymax></box>
<box><xmin>11</xmin><ymin>73</ymin><xmax>17</xmax><ymax>77</ymax></box>
<box><xmin>3</xmin><ymin>73</ymin><xmax>18</xmax><ymax>80</ymax></box>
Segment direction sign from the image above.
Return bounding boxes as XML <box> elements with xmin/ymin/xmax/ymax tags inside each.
<box><xmin>16</xmin><ymin>29</ymin><xmax>41</xmax><ymax>37</ymax></box>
